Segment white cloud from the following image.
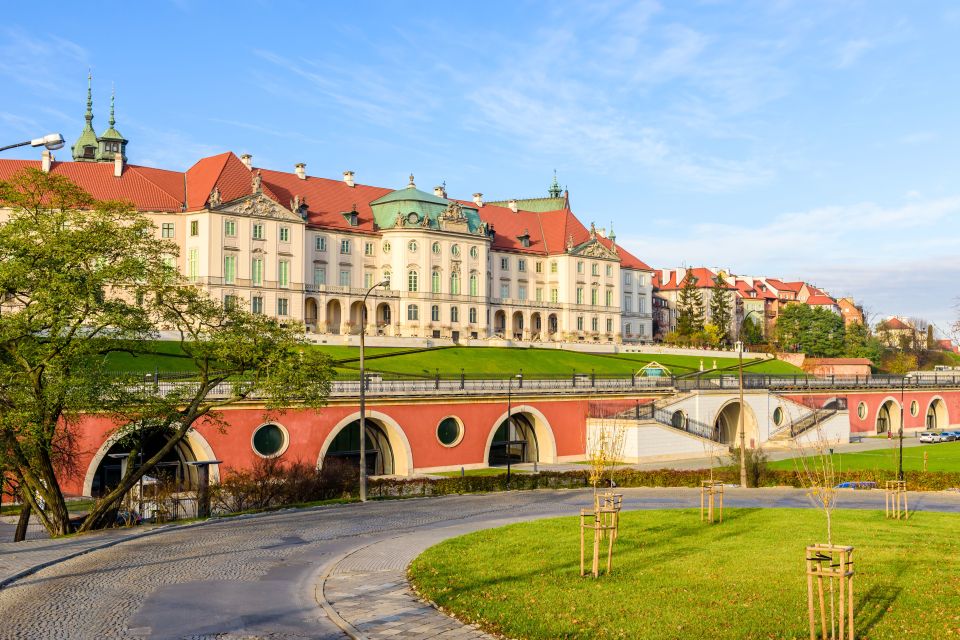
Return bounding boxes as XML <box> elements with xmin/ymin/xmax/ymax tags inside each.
<box><xmin>0</xmin><ymin>28</ymin><xmax>88</xmax><ymax>93</ymax></box>
<box><xmin>836</xmin><ymin>38</ymin><xmax>874</xmax><ymax>68</ymax></box>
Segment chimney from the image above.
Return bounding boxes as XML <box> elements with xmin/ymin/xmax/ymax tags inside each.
<box><xmin>240</xmin><ymin>153</ymin><xmax>253</xmax><ymax>170</ymax></box>
<box><xmin>41</xmin><ymin>149</ymin><xmax>53</xmax><ymax>173</ymax></box>
<box><xmin>508</xmin><ymin>199</ymin><xmax>518</xmax><ymax>213</ymax></box>
<box><xmin>114</xmin><ymin>152</ymin><xmax>124</xmax><ymax>178</ymax></box>
<box><xmin>295</xmin><ymin>163</ymin><xmax>306</xmax><ymax>180</ymax></box>
<box><xmin>343</xmin><ymin>171</ymin><xmax>355</xmax><ymax>187</ymax></box>
<box><xmin>473</xmin><ymin>192</ymin><xmax>483</xmax><ymax>206</ymax></box>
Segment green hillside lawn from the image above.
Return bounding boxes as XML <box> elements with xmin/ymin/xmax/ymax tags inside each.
<box><xmin>410</xmin><ymin>508</ymin><xmax>960</xmax><ymax>640</ymax></box>
<box><xmin>768</xmin><ymin>440</ymin><xmax>960</xmax><ymax>474</ymax></box>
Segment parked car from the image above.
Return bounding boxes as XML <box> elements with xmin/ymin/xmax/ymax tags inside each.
<box><xmin>919</xmin><ymin>432</ymin><xmax>942</xmax><ymax>443</ymax></box>
<box><xmin>940</xmin><ymin>431</ymin><xmax>959</xmax><ymax>442</ymax></box>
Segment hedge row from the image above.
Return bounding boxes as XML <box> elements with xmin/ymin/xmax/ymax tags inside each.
<box><xmin>367</xmin><ymin>467</ymin><xmax>960</xmax><ymax>497</ymax></box>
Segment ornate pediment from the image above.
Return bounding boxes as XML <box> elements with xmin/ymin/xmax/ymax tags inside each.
<box><xmin>212</xmin><ymin>192</ymin><xmax>303</xmax><ymax>222</ymax></box>
<box><xmin>569</xmin><ymin>238</ymin><xmax>620</xmax><ymax>261</ymax></box>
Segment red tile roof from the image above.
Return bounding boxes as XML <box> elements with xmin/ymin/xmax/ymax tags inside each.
<box><xmin>655</xmin><ymin>268</ymin><xmax>732</xmax><ymax>291</ymax></box>
<box><xmin>0</xmin><ymin>158</ymin><xmax>185</xmax><ymax>212</ymax></box>
<box><xmin>879</xmin><ymin>317</ymin><xmax>912</xmax><ymax>330</ymax></box>
<box><xmin>805</xmin><ymin>294</ymin><xmax>837</xmax><ymax>306</ymax></box>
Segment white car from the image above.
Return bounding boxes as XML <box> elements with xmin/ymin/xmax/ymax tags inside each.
<box><xmin>919</xmin><ymin>432</ymin><xmax>942</xmax><ymax>443</ymax></box>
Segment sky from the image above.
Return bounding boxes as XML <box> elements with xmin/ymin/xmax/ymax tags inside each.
<box><xmin>1</xmin><ymin>1</ymin><xmax>958</xmax><ymax>336</ymax></box>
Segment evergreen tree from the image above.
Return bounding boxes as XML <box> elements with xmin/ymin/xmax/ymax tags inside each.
<box><xmin>774</xmin><ymin>304</ymin><xmax>846</xmax><ymax>356</ymax></box>
<box><xmin>675</xmin><ymin>273</ymin><xmax>704</xmax><ymax>337</ymax></box>
<box><xmin>708</xmin><ymin>273</ymin><xmax>732</xmax><ymax>343</ymax></box>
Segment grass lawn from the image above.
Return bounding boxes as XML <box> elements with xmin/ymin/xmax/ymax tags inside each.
<box><xmin>431</xmin><ymin>468</ymin><xmax>532</xmax><ymax>477</ymax></box>
<box><xmin>768</xmin><ymin>441</ymin><xmax>960</xmax><ymax>474</ymax></box>
<box><xmin>410</xmin><ymin>508</ymin><xmax>960</xmax><ymax>640</ymax></box>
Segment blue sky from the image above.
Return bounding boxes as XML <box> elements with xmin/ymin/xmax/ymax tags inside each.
<box><xmin>2</xmin><ymin>1</ymin><xmax>958</xmax><ymax>335</ymax></box>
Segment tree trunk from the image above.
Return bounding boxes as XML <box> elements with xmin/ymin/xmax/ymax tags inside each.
<box><xmin>14</xmin><ymin>503</ymin><xmax>31</xmax><ymax>542</ymax></box>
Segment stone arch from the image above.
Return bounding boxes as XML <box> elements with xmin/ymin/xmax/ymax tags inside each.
<box><xmin>530</xmin><ymin>312</ymin><xmax>543</xmax><ymax>340</ymax></box>
<box><xmin>511</xmin><ymin>311</ymin><xmax>524</xmax><ymax>339</ymax></box>
<box><xmin>305</xmin><ymin>297</ymin><xmax>319</xmax><ymax>329</ymax></box>
<box><xmin>876</xmin><ymin>397</ymin><xmax>902</xmax><ymax>434</ymax></box>
<box><xmin>494</xmin><ymin>309</ymin><xmax>506</xmax><ymax>335</ymax></box>
<box><xmin>376</xmin><ymin>302</ymin><xmax>392</xmax><ymax>333</ymax></box>
<box><xmin>318</xmin><ymin>411</ymin><xmax>413</xmax><ymax>477</ymax></box>
<box><xmin>926</xmin><ymin>396</ymin><xmax>949</xmax><ymax>430</ymax></box>
<box><xmin>484</xmin><ymin>405</ymin><xmax>558</xmax><ymax>466</ymax></box>
<box><xmin>348</xmin><ymin>300</ymin><xmax>366</xmax><ymax>332</ymax></box>
<box><xmin>713</xmin><ymin>400</ymin><xmax>759</xmax><ymax>446</ymax></box>
<box><xmin>82</xmin><ymin>427</ymin><xmax>218</xmax><ymax>498</ymax></box>
<box><xmin>547</xmin><ymin>313</ymin><xmax>559</xmax><ymax>339</ymax></box>
<box><xmin>325</xmin><ymin>299</ymin><xmax>342</xmax><ymax>334</ymax></box>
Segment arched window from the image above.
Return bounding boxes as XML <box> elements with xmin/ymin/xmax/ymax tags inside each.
<box><xmin>408</xmin><ymin>240</ymin><xmax>418</xmax><ymax>253</ymax></box>
<box><xmin>407</xmin><ymin>304</ymin><xmax>419</xmax><ymax>321</ymax></box>
<box><xmin>469</xmin><ymin>272</ymin><xmax>478</xmax><ymax>296</ymax></box>
<box><xmin>432</xmin><ymin>269</ymin><xmax>441</xmax><ymax>293</ymax></box>
<box><xmin>431</xmin><ymin>305</ymin><xmax>440</xmax><ymax>321</ymax></box>
<box><xmin>450</xmin><ymin>272</ymin><xmax>461</xmax><ymax>295</ymax></box>
<box><xmin>432</xmin><ymin>241</ymin><xmax>441</xmax><ymax>255</ymax></box>
<box><xmin>407</xmin><ymin>270</ymin><xmax>418</xmax><ymax>292</ymax></box>
<box><xmin>383</xmin><ymin>270</ymin><xmax>391</xmax><ymax>288</ymax></box>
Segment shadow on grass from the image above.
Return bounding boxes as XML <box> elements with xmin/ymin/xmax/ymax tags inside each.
<box><xmin>854</xmin><ymin>584</ymin><xmax>902</xmax><ymax>636</ymax></box>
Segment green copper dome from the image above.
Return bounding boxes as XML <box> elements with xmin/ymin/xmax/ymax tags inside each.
<box><xmin>72</xmin><ymin>73</ymin><xmax>99</xmax><ymax>162</ymax></box>
<box><xmin>97</xmin><ymin>89</ymin><xmax>127</xmax><ymax>162</ymax></box>
<box><xmin>369</xmin><ymin>175</ymin><xmax>482</xmax><ymax>233</ymax></box>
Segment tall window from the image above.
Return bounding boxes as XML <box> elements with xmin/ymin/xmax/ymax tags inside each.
<box><xmin>407</xmin><ymin>304</ymin><xmax>419</xmax><ymax>321</ymax></box>
<box><xmin>340</xmin><ymin>239</ymin><xmax>351</xmax><ymax>254</ymax></box>
<box><xmin>364</xmin><ymin>272</ymin><xmax>374</xmax><ymax>288</ymax></box>
<box><xmin>277</xmin><ymin>298</ymin><xmax>289</xmax><ymax>316</ymax></box>
<box><xmin>340</xmin><ymin>269</ymin><xmax>351</xmax><ymax>286</ymax></box>
<box><xmin>188</xmin><ymin>248</ymin><xmax>199</xmax><ymax>281</ymax></box>
<box><xmin>591</xmin><ymin>288</ymin><xmax>598</xmax><ymax>305</ymax></box>
<box><xmin>536</xmin><ymin>288</ymin><xmax>543</xmax><ymax>302</ymax></box>
<box><xmin>518</xmin><ymin>259</ymin><xmax>526</xmax><ymax>272</ymax></box>
<box><xmin>279</xmin><ymin>226</ymin><xmax>290</xmax><ymax>242</ymax></box>
<box><xmin>315</xmin><ymin>235</ymin><xmax>327</xmax><ymax>251</ymax></box>
<box><xmin>550</xmin><ymin>261</ymin><xmax>557</xmax><ymax>274</ymax></box>
<box><xmin>383</xmin><ymin>270</ymin><xmax>391</xmax><ymax>288</ymax></box>
<box><xmin>432</xmin><ymin>270</ymin><xmax>441</xmax><ymax>294</ymax></box>
<box><xmin>431</xmin><ymin>305</ymin><xmax>440</xmax><ymax>322</ymax></box>
<box><xmin>577</xmin><ymin>261</ymin><xmax>584</xmax><ymax>274</ymax></box>
<box><xmin>518</xmin><ymin>285</ymin><xmax>527</xmax><ymax>300</ymax></box>
<box><xmin>223</xmin><ymin>255</ymin><xmax>236</xmax><ymax>284</ymax></box>
<box><xmin>190</xmin><ymin>220</ymin><xmax>199</xmax><ymax>237</ymax></box>
<box><xmin>592</xmin><ymin>317</ymin><xmax>598</xmax><ymax>331</ymax></box>
<box><xmin>638</xmin><ymin>295</ymin><xmax>646</xmax><ymax>313</ymax></box>
<box><xmin>500</xmin><ymin>257</ymin><xmax>509</xmax><ymax>270</ymax></box>
<box><xmin>605</xmin><ymin>290</ymin><xmax>613</xmax><ymax>306</ymax></box>
<box><xmin>224</xmin><ymin>294</ymin><xmax>237</xmax><ymax>310</ymax></box>
<box><xmin>451</xmin><ymin>306</ymin><xmax>459</xmax><ymax>323</ymax></box>
<box><xmin>535</xmin><ymin>261</ymin><xmax>543</xmax><ymax>273</ymax></box>
<box><xmin>313</xmin><ymin>265</ymin><xmax>326</xmax><ymax>287</ymax></box>
<box><xmin>252</xmin><ymin>296</ymin><xmax>264</xmax><ymax>315</ymax></box>
<box><xmin>161</xmin><ymin>222</ymin><xmax>174</xmax><ymax>238</ymax></box>
<box><xmin>606</xmin><ymin>318</ymin><xmax>613</xmax><ymax>332</ymax></box>
<box><xmin>450</xmin><ymin>273</ymin><xmax>460</xmax><ymax>295</ymax></box>
<box><xmin>251</xmin><ymin>257</ymin><xmax>264</xmax><ymax>286</ymax></box>
<box><xmin>625</xmin><ymin>322</ymin><xmax>632</xmax><ymax>336</ymax></box>
<box><xmin>252</xmin><ymin>223</ymin><xmax>264</xmax><ymax>240</ymax></box>
<box><xmin>408</xmin><ymin>240</ymin><xmax>418</xmax><ymax>253</ymax></box>
<box><xmin>577</xmin><ymin>316</ymin><xmax>584</xmax><ymax>331</ymax></box>
<box><xmin>638</xmin><ymin>274</ymin><xmax>646</xmax><ymax>286</ymax></box>
<box><xmin>500</xmin><ymin>283</ymin><xmax>510</xmax><ymax>299</ymax></box>
<box><xmin>408</xmin><ymin>270</ymin><xmax>419</xmax><ymax>292</ymax></box>
<box><xmin>639</xmin><ymin>324</ymin><xmax>646</xmax><ymax>337</ymax></box>
<box><xmin>551</xmin><ymin>288</ymin><xmax>559</xmax><ymax>303</ymax></box>
<box><xmin>469</xmin><ymin>307</ymin><xmax>477</xmax><ymax>323</ymax></box>
<box><xmin>469</xmin><ymin>273</ymin><xmax>478</xmax><ymax>296</ymax></box>
<box><xmin>278</xmin><ymin>260</ymin><xmax>290</xmax><ymax>288</ymax></box>
<box><xmin>364</xmin><ymin>242</ymin><xmax>375</xmax><ymax>256</ymax></box>
<box><xmin>624</xmin><ymin>296</ymin><xmax>633</xmax><ymax>312</ymax></box>
<box><xmin>591</xmin><ymin>263</ymin><xmax>599</xmax><ymax>276</ymax></box>
<box><xmin>576</xmin><ymin>287</ymin><xmax>584</xmax><ymax>304</ymax></box>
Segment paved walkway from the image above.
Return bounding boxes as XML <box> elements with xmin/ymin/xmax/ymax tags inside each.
<box><xmin>0</xmin><ymin>488</ymin><xmax>958</xmax><ymax>639</ymax></box>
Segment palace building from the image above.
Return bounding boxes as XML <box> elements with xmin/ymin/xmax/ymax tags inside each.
<box><xmin>0</xmin><ymin>84</ymin><xmax>655</xmax><ymax>345</ymax></box>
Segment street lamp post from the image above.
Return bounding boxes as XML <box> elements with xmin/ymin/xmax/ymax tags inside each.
<box><xmin>0</xmin><ymin>134</ymin><xmax>65</xmax><ymax>154</ymax></box>
<box><xmin>359</xmin><ymin>280</ymin><xmax>389</xmax><ymax>503</ymax></box>
<box><xmin>735</xmin><ymin>308</ymin><xmax>762</xmax><ymax>488</ymax></box>
<box><xmin>899</xmin><ymin>375</ymin><xmax>905</xmax><ymax>481</ymax></box>
<box><xmin>506</xmin><ymin>373</ymin><xmax>522</xmax><ymax>486</ymax></box>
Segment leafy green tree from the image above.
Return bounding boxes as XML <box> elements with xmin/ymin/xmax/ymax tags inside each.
<box><xmin>675</xmin><ymin>274</ymin><xmax>704</xmax><ymax>338</ymax></box>
<box><xmin>701</xmin><ymin>323</ymin><xmax>724</xmax><ymax>348</ymax></box>
<box><xmin>774</xmin><ymin>304</ymin><xmax>845</xmax><ymax>357</ymax></box>
<box><xmin>843</xmin><ymin>321</ymin><xmax>882</xmax><ymax>365</ymax></box>
<box><xmin>741</xmin><ymin>316</ymin><xmax>764</xmax><ymax>345</ymax></box>
<box><xmin>0</xmin><ymin>169</ymin><xmax>333</xmax><ymax>537</ymax></box>
<box><xmin>708</xmin><ymin>273</ymin><xmax>732</xmax><ymax>343</ymax></box>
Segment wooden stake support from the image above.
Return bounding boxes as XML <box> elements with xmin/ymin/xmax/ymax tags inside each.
<box><xmin>700</xmin><ymin>480</ymin><xmax>724</xmax><ymax>523</ymax></box>
<box><xmin>884</xmin><ymin>480</ymin><xmax>908</xmax><ymax>520</ymax></box>
<box><xmin>806</xmin><ymin>544</ymin><xmax>855</xmax><ymax>640</ymax></box>
<box><xmin>579</xmin><ymin>505</ymin><xmax>619</xmax><ymax>578</ymax></box>
<box><xmin>594</xmin><ymin>492</ymin><xmax>623</xmax><ymax>540</ymax></box>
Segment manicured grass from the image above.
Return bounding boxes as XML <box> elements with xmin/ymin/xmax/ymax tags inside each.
<box><xmin>431</xmin><ymin>468</ymin><xmax>532</xmax><ymax>477</ymax></box>
<box><xmin>768</xmin><ymin>440</ymin><xmax>960</xmax><ymax>473</ymax></box>
<box><xmin>410</xmin><ymin>508</ymin><xmax>960</xmax><ymax>640</ymax></box>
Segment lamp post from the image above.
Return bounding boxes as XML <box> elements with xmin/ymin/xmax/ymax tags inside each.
<box><xmin>899</xmin><ymin>375</ymin><xmax>905</xmax><ymax>481</ymax></box>
<box><xmin>735</xmin><ymin>308</ymin><xmax>762</xmax><ymax>488</ymax></box>
<box><xmin>359</xmin><ymin>279</ymin><xmax>389</xmax><ymax>503</ymax></box>
<box><xmin>506</xmin><ymin>373</ymin><xmax>522</xmax><ymax>486</ymax></box>
<box><xmin>0</xmin><ymin>134</ymin><xmax>65</xmax><ymax>154</ymax></box>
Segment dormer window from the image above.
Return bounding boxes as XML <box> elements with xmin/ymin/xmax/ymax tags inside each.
<box><xmin>83</xmin><ymin>146</ymin><xmax>95</xmax><ymax>159</ymax></box>
<box><xmin>517</xmin><ymin>230</ymin><xmax>531</xmax><ymax>248</ymax></box>
<box><xmin>342</xmin><ymin>209</ymin><xmax>359</xmax><ymax>226</ymax></box>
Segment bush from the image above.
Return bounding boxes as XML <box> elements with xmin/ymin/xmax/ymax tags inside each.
<box><xmin>211</xmin><ymin>457</ymin><xmax>358</xmax><ymax>514</ymax></box>
<box><xmin>727</xmin><ymin>446</ymin><xmax>769</xmax><ymax>488</ymax></box>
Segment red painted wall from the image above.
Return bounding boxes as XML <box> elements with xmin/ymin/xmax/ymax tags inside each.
<box><xmin>784</xmin><ymin>389</ymin><xmax>960</xmax><ymax>434</ymax></box>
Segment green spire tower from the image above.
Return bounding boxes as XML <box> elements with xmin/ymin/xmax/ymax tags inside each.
<box><xmin>97</xmin><ymin>86</ymin><xmax>127</xmax><ymax>162</ymax></box>
<box><xmin>72</xmin><ymin>72</ymin><xmax>100</xmax><ymax>162</ymax></box>
<box><xmin>548</xmin><ymin>170</ymin><xmax>562</xmax><ymax>198</ymax></box>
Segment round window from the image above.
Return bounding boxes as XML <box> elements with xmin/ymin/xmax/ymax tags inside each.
<box><xmin>910</xmin><ymin>400</ymin><xmax>919</xmax><ymax>417</ymax></box>
<box><xmin>470</xmin><ymin>246</ymin><xmax>479</xmax><ymax>259</ymax></box>
<box><xmin>407</xmin><ymin>212</ymin><xmax>419</xmax><ymax>224</ymax></box>
<box><xmin>437</xmin><ymin>416</ymin><xmax>463</xmax><ymax>447</ymax></box>
<box><xmin>857</xmin><ymin>402</ymin><xmax>867</xmax><ymax>420</ymax></box>
<box><xmin>671</xmin><ymin>410</ymin><xmax>687</xmax><ymax>430</ymax></box>
<box><xmin>773</xmin><ymin>407</ymin><xmax>784</xmax><ymax>426</ymax></box>
<box><xmin>408</xmin><ymin>240</ymin><xmax>418</xmax><ymax>253</ymax></box>
<box><xmin>451</xmin><ymin>244</ymin><xmax>461</xmax><ymax>257</ymax></box>
<box><xmin>382</xmin><ymin>241</ymin><xmax>391</xmax><ymax>253</ymax></box>
<box><xmin>252</xmin><ymin>423</ymin><xmax>287</xmax><ymax>458</ymax></box>
<box><xmin>432</xmin><ymin>241</ymin><xmax>441</xmax><ymax>254</ymax></box>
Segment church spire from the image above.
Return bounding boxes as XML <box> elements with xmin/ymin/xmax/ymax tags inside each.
<box><xmin>72</xmin><ymin>71</ymin><xmax>100</xmax><ymax>162</ymax></box>
<box><xmin>108</xmin><ymin>86</ymin><xmax>116</xmax><ymax>128</ymax></box>
<box><xmin>548</xmin><ymin>169</ymin><xmax>562</xmax><ymax>198</ymax></box>
<box><xmin>97</xmin><ymin>83</ymin><xmax>127</xmax><ymax>163</ymax></box>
